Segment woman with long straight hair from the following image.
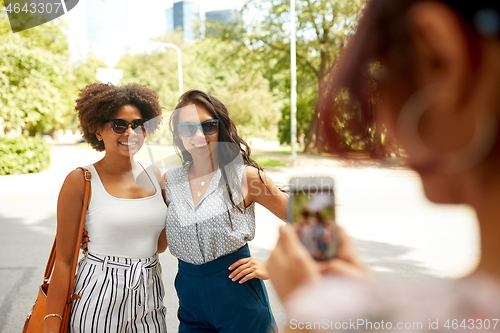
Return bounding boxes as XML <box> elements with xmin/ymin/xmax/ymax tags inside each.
<box><xmin>163</xmin><ymin>90</ymin><xmax>288</xmax><ymax>333</ymax></box>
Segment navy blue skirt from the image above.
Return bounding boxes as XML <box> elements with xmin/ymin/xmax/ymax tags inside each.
<box><xmin>175</xmin><ymin>244</ymin><xmax>277</xmax><ymax>333</ymax></box>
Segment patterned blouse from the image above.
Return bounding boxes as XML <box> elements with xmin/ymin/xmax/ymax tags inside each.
<box><xmin>164</xmin><ymin>160</ymin><xmax>255</xmax><ymax>265</ymax></box>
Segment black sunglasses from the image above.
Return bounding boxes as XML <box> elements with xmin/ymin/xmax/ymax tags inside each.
<box><xmin>104</xmin><ymin>119</ymin><xmax>148</xmax><ymax>135</ymax></box>
<box><xmin>178</xmin><ymin>120</ymin><xmax>219</xmax><ymax>137</ymax></box>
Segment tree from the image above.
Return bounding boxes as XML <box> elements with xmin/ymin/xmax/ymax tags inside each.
<box><xmin>117</xmin><ymin>32</ymin><xmax>210</xmax><ymax>112</ymax></box>
<box><xmin>0</xmin><ymin>1</ymin><xmax>77</xmax><ymax>135</ymax></box>
<box><xmin>68</xmin><ymin>54</ymin><xmax>108</xmax><ymax>128</ymax></box>
<box><xmin>238</xmin><ymin>0</ymin><xmax>366</xmax><ymax>152</ymax></box>
<box><xmin>0</xmin><ymin>33</ymin><xmax>73</xmax><ymax>135</ymax></box>
<box><xmin>0</xmin><ymin>0</ymin><xmax>70</xmax><ymax>56</ymax></box>
<box><xmin>116</xmin><ymin>32</ymin><xmax>280</xmax><ymax>139</ymax></box>
<box><xmin>194</xmin><ymin>37</ymin><xmax>280</xmax><ymax>138</ymax></box>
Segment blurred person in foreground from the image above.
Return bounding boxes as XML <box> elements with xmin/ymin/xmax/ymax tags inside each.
<box><xmin>268</xmin><ymin>0</ymin><xmax>500</xmax><ymax>332</ymax></box>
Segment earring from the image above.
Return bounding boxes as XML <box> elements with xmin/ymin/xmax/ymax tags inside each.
<box><xmin>397</xmin><ymin>84</ymin><xmax>498</xmax><ymax>174</ymax></box>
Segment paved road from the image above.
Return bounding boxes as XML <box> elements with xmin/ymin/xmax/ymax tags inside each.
<box><xmin>0</xmin><ymin>144</ymin><xmax>479</xmax><ymax>332</ymax></box>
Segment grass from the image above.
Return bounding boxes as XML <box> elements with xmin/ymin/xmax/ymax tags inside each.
<box><xmin>252</xmin><ymin>147</ymin><xmax>292</xmax><ymax>155</ymax></box>
<box><xmin>74</xmin><ymin>144</ymin><xmax>287</xmax><ymax>168</ymax></box>
<box><xmin>251</xmin><ymin>147</ymin><xmax>293</xmax><ymax>154</ymax></box>
<box><xmin>253</xmin><ymin>156</ymin><xmax>287</xmax><ymax>168</ymax></box>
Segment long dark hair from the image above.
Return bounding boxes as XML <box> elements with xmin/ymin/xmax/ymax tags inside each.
<box><xmin>169</xmin><ymin>90</ymin><xmax>265</xmax><ymax>212</ymax></box>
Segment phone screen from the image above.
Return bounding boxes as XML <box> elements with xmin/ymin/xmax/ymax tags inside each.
<box><xmin>288</xmin><ymin>178</ymin><xmax>337</xmax><ymax>261</ymax></box>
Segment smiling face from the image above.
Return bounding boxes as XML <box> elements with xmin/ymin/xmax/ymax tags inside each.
<box><xmin>177</xmin><ymin>103</ymin><xmax>219</xmax><ymax>159</ymax></box>
<box><xmin>95</xmin><ymin>104</ymin><xmax>145</xmax><ymax>158</ymax></box>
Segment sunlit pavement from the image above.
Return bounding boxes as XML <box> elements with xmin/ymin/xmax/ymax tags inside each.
<box><xmin>0</xmin><ymin>144</ymin><xmax>479</xmax><ymax>332</ymax></box>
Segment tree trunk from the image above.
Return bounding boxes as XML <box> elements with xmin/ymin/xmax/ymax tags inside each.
<box><xmin>303</xmin><ymin>103</ymin><xmax>320</xmax><ymax>154</ymax></box>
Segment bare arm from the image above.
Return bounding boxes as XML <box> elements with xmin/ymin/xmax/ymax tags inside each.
<box><xmin>160</xmin><ymin>171</ymin><xmax>166</xmax><ymax>203</ymax></box>
<box><xmin>229</xmin><ymin>167</ymin><xmax>288</xmax><ymax>283</ymax></box>
<box><xmin>44</xmin><ymin>170</ymin><xmax>86</xmax><ymax>333</ymax></box>
<box><xmin>242</xmin><ymin>166</ymin><xmax>288</xmax><ymax>220</ymax></box>
<box><xmin>152</xmin><ymin>166</ymin><xmax>168</xmax><ymax>253</ymax></box>
<box><xmin>157</xmin><ymin>228</ymin><xmax>168</xmax><ymax>253</ymax></box>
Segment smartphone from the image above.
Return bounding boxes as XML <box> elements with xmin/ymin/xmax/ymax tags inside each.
<box><xmin>287</xmin><ymin>177</ymin><xmax>338</xmax><ymax>261</ymax></box>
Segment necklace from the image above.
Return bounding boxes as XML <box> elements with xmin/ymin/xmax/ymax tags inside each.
<box><xmin>189</xmin><ymin>165</ymin><xmax>214</xmax><ymax>198</ymax></box>
<box><xmin>196</xmin><ymin>180</ymin><xmax>206</xmax><ymax>197</ymax></box>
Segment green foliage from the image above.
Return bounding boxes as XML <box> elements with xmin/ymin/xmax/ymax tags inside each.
<box><xmin>0</xmin><ymin>9</ymin><xmax>70</xmax><ymax>56</ymax></box>
<box><xmin>0</xmin><ymin>33</ymin><xmax>73</xmax><ymax>134</ymax></box>
<box><xmin>252</xmin><ymin>156</ymin><xmax>287</xmax><ymax>168</ymax></box>
<box><xmin>278</xmin><ymin>88</ymin><xmax>316</xmax><ymax>145</ymax></box>
<box><xmin>238</xmin><ymin>0</ymin><xmax>365</xmax><ymax>149</ymax></box>
<box><xmin>0</xmin><ymin>2</ymin><xmax>105</xmax><ymax>135</ymax></box>
<box><xmin>68</xmin><ymin>54</ymin><xmax>108</xmax><ymax>128</ymax></box>
<box><xmin>117</xmin><ymin>32</ymin><xmax>280</xmax><ymax>139</ymax></box>
<box><xmin>195</xmin><ymin>38</ymin><xmax>280</xmax><ymax>137</ymax></box>
<box><xmin>118</xmin><ymin>32</ymin><xmax>209</xmax><ymax>112</ymax></box>
<box><xmin>0</xmin><ymin>3</ymin><xmax>80</xmax><ymax>134</ymax></box>
<box><xmin>0</xmin><ymin>136</ymin><xmax>51</xmax><ymax>174</ymax></box>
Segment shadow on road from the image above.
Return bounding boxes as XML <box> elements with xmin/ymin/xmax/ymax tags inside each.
<box><xmin>0</xmin><ymin>214</ymin><xmax>55</xmax><ymax>333</ymax></box>
<box><xmin>354</xmin><ymin>238</ymin><xmax>434</xmax><ymax>280</ymax></box>
<box><xmin>0</xmin><ymin>266</ymin><xmax>36</xmax><ymax>333</ymax></box>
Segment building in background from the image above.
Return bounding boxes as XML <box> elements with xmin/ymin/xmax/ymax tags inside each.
<box><xmin>204</xmin><ymin>9</ymin><xmax>241</xmax><ymax>36</ymax></box>
<box><xmin>165</xmin><ymin>1</ymin><xmax>201</xmax><ymax>41</ymax></box>
<box><xmin>166</xmin><ymin>7</ymin><xmax>174</xmax><ymax>33</ymax></box>
<box><xmin>205</xmin><ymin>9</ymin><xmax>240</xmax><ymax>25</ymax></box>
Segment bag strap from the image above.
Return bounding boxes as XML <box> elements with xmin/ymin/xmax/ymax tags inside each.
<box><xmin>67</xmin><ymin>167</ymin><xmax>92</xmax><ymax>302</ymax></box>
<box><xmin>41</xmin><ymin>168</ymin><xmax>92</xmax><ymax>300</ymax></box>
<box><xmin>43</xmin><ymin>240</ymin><xmax>56</xmax><ymax>283</ymax></box>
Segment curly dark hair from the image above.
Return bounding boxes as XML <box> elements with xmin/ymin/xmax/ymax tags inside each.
<box><xmin>170</xmin><ymin>90</ymin><xmax>266</xmax><ymax>215</ymax></box>
<box><xmin>76</xmin><ymin>82</ymin><xmax>163</xmax><ymax>151</ymax></box>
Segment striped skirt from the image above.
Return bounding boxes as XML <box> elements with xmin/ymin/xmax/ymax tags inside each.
<box><xmin>69</xmin><ymin>252</ymin><xmax>167</xmax><ymax>333</ymax></box>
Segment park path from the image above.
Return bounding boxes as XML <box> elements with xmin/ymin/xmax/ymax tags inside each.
<box><xmin>0</xmin><ymin>144</ymin><xmax>479</xmax><ymax>332</ymax></box>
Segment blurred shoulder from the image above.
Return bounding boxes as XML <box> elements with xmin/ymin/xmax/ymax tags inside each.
<box><xmin>285</xmin><ymin>276</ymin><xmax>500</xmax><ymax>331</ymax></box>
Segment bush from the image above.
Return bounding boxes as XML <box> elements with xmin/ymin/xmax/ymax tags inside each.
<box><xmin>0</xmin><ymin>136</ymin><xmax>51</xmax><ymax>175</ymax></box>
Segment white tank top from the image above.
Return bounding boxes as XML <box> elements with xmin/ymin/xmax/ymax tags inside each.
<box><xmin>84</xmin><ymin>162</ymin><xmax>167</xmax><ymax>258</ymax></box>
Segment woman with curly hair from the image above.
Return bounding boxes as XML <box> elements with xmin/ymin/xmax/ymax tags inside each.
<box><xmin>164</xmin><ymin>90</ymin><xmax>288</xmax><ymax>333</ymax></box>
<box><xmin>43</xmin><ymin>83</ymin><xmax>168</xmax><ymax>333</ymax></box>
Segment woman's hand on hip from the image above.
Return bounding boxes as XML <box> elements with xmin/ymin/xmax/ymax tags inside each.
<box><xmin>228</xmin><ymin>257</ymin><xmax>269</xmax><ymax>283</ymax></box>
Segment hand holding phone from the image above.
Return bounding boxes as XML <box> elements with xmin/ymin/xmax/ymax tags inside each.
<box><xmin>287</xmin><ymin>177</ymin><xmax>338</xmax><ymax>261</ymax></box>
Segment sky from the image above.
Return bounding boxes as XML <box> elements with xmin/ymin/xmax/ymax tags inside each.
<box><xmin>62</xmin><ymin>0</ymin><xmax>247</xmax><ymax>66</ymax></box>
